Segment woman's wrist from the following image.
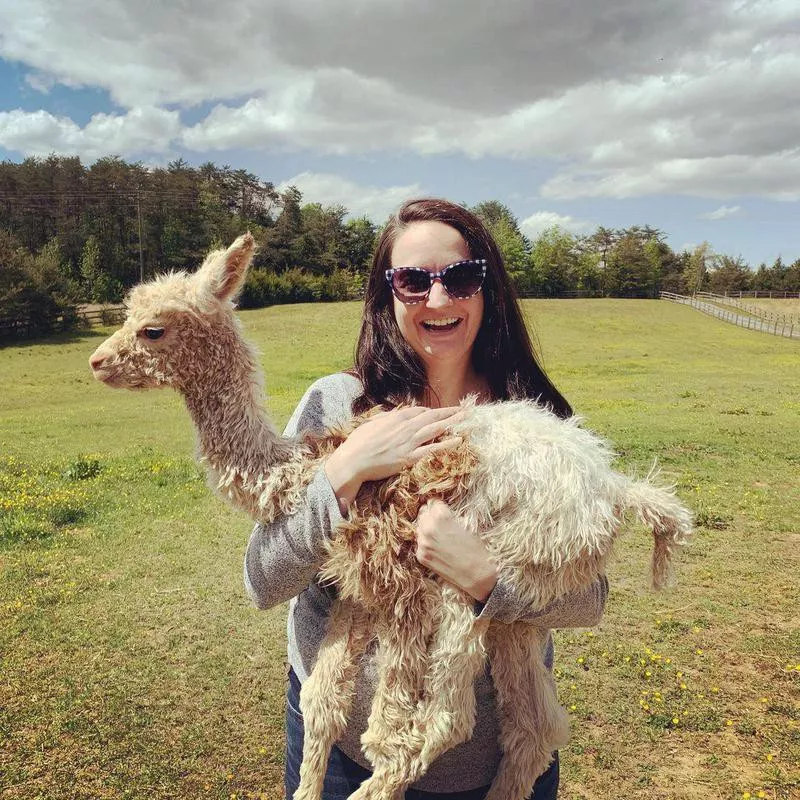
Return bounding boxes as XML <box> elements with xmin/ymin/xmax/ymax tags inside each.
<box><xmin>469</xmin><ymin>562</ymin><xmax>499</xmax><ymax>604</ymax></box>
<box><xmin>324</xmin><ymin>447</ymin><xmax>364</xmax><ymax>516</ymax></box>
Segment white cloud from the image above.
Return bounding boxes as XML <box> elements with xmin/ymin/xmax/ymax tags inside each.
<box><xmin>0</xmin><ymin>0</ymin><xmax>286</xmax><ymax>108</ymax></box>
<box><xmin>699</xmin><ymin>205</ymin><xmax>742</xmax><ymax>220</ymax></box>
<box><xmin>277</xmin><ymin>172</ymin><xmax>424</xmax><ymax>222</ymax></box>
<box><xmin>519</xmin><ymin>211</ymin><xmax>595</xmax><ymax>239</ymax></box>
<box><xmin>0</xmin><ymin>107</ymin><xmax>181</xmax><ymax>161</ymax></box>
<box><xmin>541</xmin><ymin>151</ymin><xmax>800</xmax><ymax>201</ymax></box>
<box><xmin>24</xmin><ymin>71</ymin><xmax>56</xmax><ymax>94</ymax></box>
<box><xmin>181</xmin><ymin>72</ymin><xmax>439</xmax><ymax>155</ymax></box>
<box><xmin>1</xmin><ymin>0</ymin><xmax>800</xmax><ymax>200</ymax></box>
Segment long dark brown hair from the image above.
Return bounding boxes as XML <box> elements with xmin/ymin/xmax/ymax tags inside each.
<box><xmin>352</xmin><ymin>198</ymin><xmax>572</xmax><ymax>418</ymax></box>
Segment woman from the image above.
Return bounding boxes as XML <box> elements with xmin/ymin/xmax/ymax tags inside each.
<box><xmin>244</xmin><ymin>198</ymin><xmax>608</xmax><ymax>799</ymax></box>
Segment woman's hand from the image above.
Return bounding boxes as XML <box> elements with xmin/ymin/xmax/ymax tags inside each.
<box><xmin>324</xmin><ymin>406</ymin><xmax>463</xmax><ymax>515</ymax></box>
<box><xmin>415</xmin><ymin>499</ymin><xmax>498</xmax><ymax>603</ymax></box>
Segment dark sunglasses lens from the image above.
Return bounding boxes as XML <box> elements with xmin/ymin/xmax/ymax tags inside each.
<box><xmin>443</xmin><ymin>261</ymin><xmax>484</xmax><ymax>298</ymax></box>
<box><xmin>393</xmin><ymin>269</ymin><xmax>431</xmax><ymax>300</ymax></box>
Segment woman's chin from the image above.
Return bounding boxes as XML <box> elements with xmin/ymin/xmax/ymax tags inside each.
<box><xmin>419</xmin><ymin>337</ymin><xmax>472</xmax><ymax>361</ymax></box>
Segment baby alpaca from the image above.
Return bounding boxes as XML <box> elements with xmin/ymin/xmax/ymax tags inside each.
<box><xmin>90</xmin><ymin>234</ymin><xmax>693</xmax><ymax>800</ymax></box>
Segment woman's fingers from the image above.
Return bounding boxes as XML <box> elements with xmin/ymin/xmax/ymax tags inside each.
<box><xmin>410</xmin><ymin>411</ymin><xmax>467</xmax><ymax>447</ymax></box>
<box><xmin>393</xmin><ymin>405</ymin><xmax>432</xmax><ymax>420</ymax></box>
<box><xmin>411</xmin><ymin>436</ymin><xmax>463</xmax><ymax>462</ymax></box>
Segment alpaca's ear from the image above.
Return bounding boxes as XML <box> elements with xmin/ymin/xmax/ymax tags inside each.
<box><xmin>198</xmin><ymin>233</ymin><xmax>255</xmax><ymax>302</ymax></box>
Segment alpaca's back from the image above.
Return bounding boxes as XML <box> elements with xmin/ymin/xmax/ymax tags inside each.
<box><xmin>452</xmin><ymin>402</ymin><xmax>621</xmax><ymax>561</ymax></box>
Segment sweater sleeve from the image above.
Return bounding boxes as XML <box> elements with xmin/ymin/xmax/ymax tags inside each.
<box><xmin>243</xmin><ymin>374</ymin><xmax>359</xmax><ymax>610</ymax></box>
<box><xmin>476</xmin><ymin>573</ymin><xmax>609</xmax><ymax>628</ymax></box>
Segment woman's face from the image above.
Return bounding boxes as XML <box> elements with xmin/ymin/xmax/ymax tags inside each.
<box><xmin>390</xmin><ymin>221</ymin><xmax>484</xmax><ymax>371</ymax></box>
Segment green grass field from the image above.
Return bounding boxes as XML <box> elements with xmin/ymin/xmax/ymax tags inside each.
<box><xmin>1</xmin><ymin>300</ymin><xmax>798</xmax><ymax>800</ymax></box>
<box><xmin>732</xmin><ymin>299</ymin><xmax>800</xmax><ymax>318</ymax></box>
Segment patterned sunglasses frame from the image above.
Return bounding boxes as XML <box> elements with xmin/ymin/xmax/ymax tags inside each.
<box><xmin>385</xmin><ymin>259</ymin><xmax>488</xmax><ymax>305</ymax></box>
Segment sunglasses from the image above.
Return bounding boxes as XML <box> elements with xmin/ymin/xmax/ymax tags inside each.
<box><xmin>385</xmin><ymin>259</ymin><xmax>487</xmax><ymax>305</ymax></box>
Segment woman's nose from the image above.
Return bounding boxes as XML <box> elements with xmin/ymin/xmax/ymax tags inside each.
<box><xmin>426</xmin><ymin>279</ymin><xmax>451</xmax><ymax>308</ymax></box>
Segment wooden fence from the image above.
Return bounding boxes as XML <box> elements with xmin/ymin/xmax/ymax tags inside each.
<box><xmin>695</xmin><ymin>292</ymin><xmax>800</xmax><ymax>328</ymax></box>
<box><xmin>0</xmin><ymin>304</ymin><xmax>126</xmax><ymax>343</ymax></box>
<box><xmin>660</xmin><ymin>292</ymin><xmax>799</xmax><ymax>339</ymax></box>
<box><xmin>717</xmin><ymin>290</ymin><xmax>800</xmax><ymax>299</ymax></box>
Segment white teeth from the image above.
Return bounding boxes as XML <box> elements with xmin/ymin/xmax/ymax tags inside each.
<box><xmin>423</xmin><ymin>317</ymin><xmax>459</xmax><ymax>327</ymax></box>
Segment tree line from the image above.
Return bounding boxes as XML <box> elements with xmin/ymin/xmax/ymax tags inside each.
<box><xmin>1</xmin><ymin>155</ymin><xmax>798</xmax><ymax>340</ymax></box>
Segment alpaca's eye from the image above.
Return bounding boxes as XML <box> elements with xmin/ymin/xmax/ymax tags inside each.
<box><xmin>143</xmin><ymin>327</ymin><xmax>165</xmax><ymax>340</ymax></box>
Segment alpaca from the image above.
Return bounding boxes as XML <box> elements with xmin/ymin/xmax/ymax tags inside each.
<box><xmin>89</xmin><ymin>234</ymin><xmax>693</xmax><ymax>800</ymax></box>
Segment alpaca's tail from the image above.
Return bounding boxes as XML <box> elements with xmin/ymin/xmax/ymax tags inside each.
<box><xmin>623</xmin><ymin>475</ymin><xmax>694</xmax><ymax>590</ymax></box>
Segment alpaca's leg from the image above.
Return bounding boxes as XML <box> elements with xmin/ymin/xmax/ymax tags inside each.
<box><xmin>358</xmin><ymin>622</ymin><xmax>429</xmax><ymax>761</ymax></box>
<box><xmin>358</xmin><ymin>580</ymin><xmax>441</xmax><ymax>766</ymax></box>
<box><xmin>483</xmin><ymin>625</ymin><xmax>570</xmax><ymax>800</ymax></box>
<box><xmin>294</xmin><ymin>600</ymin><xmax>372</xmax><ymax>800</ymax></box>
<box><xmin>347</xmin><ymin>600</ymin><xmax>438</xmax><ymax>800</ymax></box>
<box><xmin>412</xmin><ymin>587</ymin><xmax>488</xmax><ymax>771</ymax></box>
<box><xmin>350</xmin><ymin>591</ymin><xmax>487</xmax><ymax>800</ymax></box>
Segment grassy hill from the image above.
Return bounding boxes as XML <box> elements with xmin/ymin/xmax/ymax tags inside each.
<box><xmin>1</xmin><ymin>299</ymin><xmax>798</xmax><ymax>799</ymax></box>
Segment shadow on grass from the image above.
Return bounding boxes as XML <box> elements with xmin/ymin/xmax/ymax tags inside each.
<box><xmin>0</xmin><ymin>325</ymin><xmax>116</xmax><ymax>350</ymax></box>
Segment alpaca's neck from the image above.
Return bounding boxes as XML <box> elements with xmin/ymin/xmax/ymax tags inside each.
<box><xmin>181</xmin><ymin>330</ymin><xmax>294</xmax><ymax>479</ymax></box>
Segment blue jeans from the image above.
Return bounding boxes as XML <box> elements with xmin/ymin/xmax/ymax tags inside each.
<box><xmin>285</xmin><ymin>668</ymin><xmax>559</xmax><ymax>800</ymax></box>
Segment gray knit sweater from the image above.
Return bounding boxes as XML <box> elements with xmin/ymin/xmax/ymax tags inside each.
<box><xmin>244</xmin><ymin>372</ymin><xmax>608</xmax><ymax>792</ymax></box>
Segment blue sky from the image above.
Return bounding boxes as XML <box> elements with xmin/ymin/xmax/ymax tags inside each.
<box><xmin>1</xmin><ymin>0</ymin><xmax>799</xmax><ymax>266</ymax></box>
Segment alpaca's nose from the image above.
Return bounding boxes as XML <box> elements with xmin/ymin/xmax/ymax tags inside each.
<box><xmin>89</xmin><ymin>350</ymin><xmax>107</xmax><ymax>371</ymax></box>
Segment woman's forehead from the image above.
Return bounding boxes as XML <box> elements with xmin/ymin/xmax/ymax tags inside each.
<box><xmin>391</xmin><ymin>221</ymin><xmax>470</xmax><ymax>267</ymax></box>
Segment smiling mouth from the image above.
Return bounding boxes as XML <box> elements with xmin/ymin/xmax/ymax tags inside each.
<box><xmin>421</xmin><ymin>317</ymin><xmax>461</xmax><ymax>332</ymax></box>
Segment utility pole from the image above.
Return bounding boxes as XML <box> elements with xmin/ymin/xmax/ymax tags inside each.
<box><xmin>136</xmin><ymin>187</ymin><xmax>145</xmax><ymax>282</ymax></box>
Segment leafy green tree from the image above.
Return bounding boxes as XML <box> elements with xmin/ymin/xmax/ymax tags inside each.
<box><xmin>586</xmin><ymin>226</ymin><xmax>620</xmax><ymax>270</ymax></box>
<box><xmin>0</xmin><ymin>236</ymin><xmax>78</xmax><ymax>337</ymax></box>
<box><xmin>80</xmin><ymin>235</ymin><xmax>101</xmax><ymax>301</ymax></box>
<box><xmin>472</xmin><ymin>200</ymin><xmax>518</xmax><ymax>230</ymax></box>
<box><xmin>344</xmin><ymin>217</ymin><xmax>377</xmax><ymax>273</ymax></box>
<box><xmin>574</xmin><ymin>248</ymin><xmax>603</xmax><ymax>293</ymax></box>
<box><xmin>530</xmin><ymin>227</ymin><xmax>579</xmax><ymax>296</ymax></box>
<box><xmin>492</xmin><ymin>216</ymin><xmax>530</xmax><ymax>289</ymax></box>
<box><xmin>297</xmin><ymin>203</ymin><xmax>348</xmax><ymax>275</ymax></box>
<box><xmin>683</xmin><ymin>242</ymin><xmax>712</xmax><ymax>295</ymax></box>
<box><xmin>643</xmin><ymin>239</ymin><xmax>667</xmax><ymax>298</ymax></box>
<box><xmin>472</xmin><ymin>201</ymin><xmax>532</xmax><ymax>290</ymax></box>
<box><xmin>603</xmin><ymin>234</ymin><xmax>644</xmax><ymax>296</ymax></box>
<box><xmin>707</xmin><ymin>255</ymin><xmax>752</xmax><ymax>294</ymax></box>
<box><xmin>260</xmin><ymin>187</ymin><xmax>303</xmax><ymax>272</ymax></box>
<box><xmin>783</xmin><ymin>258</ymin><xmax>800</xmax><ymax>293</ymax></box>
